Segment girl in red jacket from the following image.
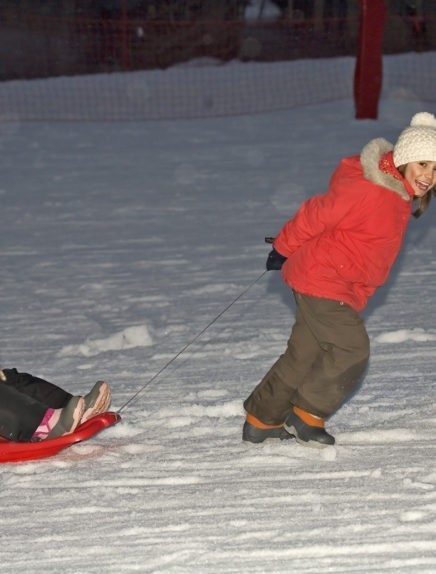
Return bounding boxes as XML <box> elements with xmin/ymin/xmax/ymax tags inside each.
<box><xmin>243</xmin><ymin>112</ymin><xmax>436</xmax><ymax>448</ymax></box>
<box><xmin>0</xmin><ymin>368</ymin><xmax>111</xmax><ymax>441</ymax></box>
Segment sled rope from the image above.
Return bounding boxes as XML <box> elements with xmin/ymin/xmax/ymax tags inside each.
<box><xmin>118</xmin><ymin>270</ymin><xmax>267</xmax><ymax>413</ymax></box>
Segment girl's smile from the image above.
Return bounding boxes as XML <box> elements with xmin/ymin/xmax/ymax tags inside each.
<box><xmin>404</xmin><ymin>161</ymin><xmax>436</xmax><ymax>197</ymax></box>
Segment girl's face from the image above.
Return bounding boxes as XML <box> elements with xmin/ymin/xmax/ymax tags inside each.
<box><xmin>404</xmin><ymin>161</ymin><xmax>436</xmax><ymax>197</ymax></box>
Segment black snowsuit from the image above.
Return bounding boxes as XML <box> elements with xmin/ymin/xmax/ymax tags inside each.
<box><xmin>0</xmin><ymin>369</ymin><xmax>73</xmax><ymax>442</ymax></box>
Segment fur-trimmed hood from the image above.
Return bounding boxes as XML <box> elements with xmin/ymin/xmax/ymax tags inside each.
<box><xmin>360</xmin><ymin>138</ymin><xmax>410</xmax><ymax>200</ymax></box>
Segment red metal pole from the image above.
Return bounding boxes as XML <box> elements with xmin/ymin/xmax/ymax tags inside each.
<box><xmin>354</xmin><ymin>0</ymin><xmax>386</xmax><ymax>119</ymax></box>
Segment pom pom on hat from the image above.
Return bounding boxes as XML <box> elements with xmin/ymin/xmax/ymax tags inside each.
<box><xmin>393</xmin><ymin>112</ymin><xmax>436</xmax><ymax>167</ymax></box>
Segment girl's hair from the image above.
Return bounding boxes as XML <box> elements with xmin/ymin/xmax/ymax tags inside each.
<box><xmin>412</xmin><ymin>187</ymin><xmax>435</xmax><ymax>218</ymax></box>
<box><xmin>397</xmin><ymin>164</ymin><xmax>436</xmax><ymax>218</ymax></box>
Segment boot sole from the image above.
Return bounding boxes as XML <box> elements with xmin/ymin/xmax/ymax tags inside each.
<box><xmin>285</xmin><ymin>424</ymin><xmax>333</xmax><ymax>449</ymax></box>
<box><xmin>81</xmin><ymin>381</ymin><xmax>111</xmax><ymax>423</ymax></box>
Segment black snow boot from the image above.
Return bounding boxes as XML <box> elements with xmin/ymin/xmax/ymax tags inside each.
<box><xmin>285</xmin><ymin>407</ymin><xmax>335</xmax><ymax>448</ymax></box>
<box><xmin>242</xmin><ymin>413</ymin><xmax>293</xmax><ymax>443</ymax></box>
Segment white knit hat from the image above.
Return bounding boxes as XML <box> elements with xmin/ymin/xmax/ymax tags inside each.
<box><xmin>393</xmin><ymin>112</ymin><xmax>436</xmax><ymax>167</ymax></box>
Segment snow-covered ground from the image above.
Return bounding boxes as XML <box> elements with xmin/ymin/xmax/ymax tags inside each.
<box><xmin>0</xmin><ymin>59</ymin><xmax>435</xmax><ymax>572</ymax></box>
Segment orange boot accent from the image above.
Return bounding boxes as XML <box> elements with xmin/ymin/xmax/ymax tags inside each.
<box><xmin>246</xmin><ymin>413</ymin><xmax>283</xmax><ymax>430</ymax></box>
<box><xmin>293</xmin><ymin>406</ymin><xmax>325</xmax><ymax>428</ymax></box>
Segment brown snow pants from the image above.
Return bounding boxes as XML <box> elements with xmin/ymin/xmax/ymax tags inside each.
<box><xmin>244</xmin><ymin>292</ymin><xmax>370</xmax><ymax>423</ymax></box>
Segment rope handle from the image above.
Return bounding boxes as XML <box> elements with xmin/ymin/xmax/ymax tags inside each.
<box><xmin>118</xmin><ymin>269</ymin><xmax>268</xmax><ymax>413</ymax></box>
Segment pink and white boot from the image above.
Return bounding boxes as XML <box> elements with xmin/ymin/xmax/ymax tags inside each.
<box><xmin>32</xmin><ymin>396</ymin><xmax>85</xmax><ymax>441</ymax></box>
<box><xmin>80</xmin><ymin>381</ymin><xmax>111</xmax><ymax>424</ymax></box>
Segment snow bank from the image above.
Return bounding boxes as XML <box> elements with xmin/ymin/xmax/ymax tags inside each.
<box><xmin>374</xmin><ymin>328</ymin><xmax>436</xmax><ymax>344</ymax></box>
<box><xmin>58</xmin><ymin>325</ymin><xmax>153</xmax><ymax>357</ymax></box>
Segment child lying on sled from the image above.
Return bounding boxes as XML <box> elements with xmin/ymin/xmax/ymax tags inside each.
<box><xmin>0</xmin><ymin>368</ymin><xmax>111</xmax><ymax>442</ymax></box>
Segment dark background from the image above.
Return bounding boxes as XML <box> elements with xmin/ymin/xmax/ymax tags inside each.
<box><xmin>0</xmin><ymin>1</ymin><xmax>434</xmax><ymax>80</ymax></box>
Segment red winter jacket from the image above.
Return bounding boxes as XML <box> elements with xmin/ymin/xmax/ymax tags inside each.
<box><xmin>274</xmin><ymin>139</ymin><xmax>415</xmax><ymax>312</ymax></box>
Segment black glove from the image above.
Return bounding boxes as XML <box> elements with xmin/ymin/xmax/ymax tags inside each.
<box><xmin>266</xmin><ymin>248</ymin><xmax>287</xmax><ymax>271</ymax></box>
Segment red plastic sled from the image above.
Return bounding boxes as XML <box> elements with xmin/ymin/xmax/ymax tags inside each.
<box><xmin>0</xmin><ymin>411</ymin><xmax>121</xmax><ymax>463</ymax></box>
